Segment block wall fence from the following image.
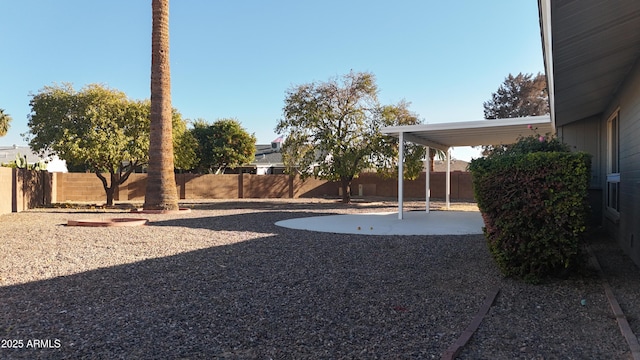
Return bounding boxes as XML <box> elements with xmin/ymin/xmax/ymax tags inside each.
<box><xmin>0</xmin><ymin>167</ymin><xmax>52</xmax><ymax>214</ymax></box>
<box><xmin>0</xmin><ymin>169</ymin><xmax>474</xmax><ymax>214</ymax></box>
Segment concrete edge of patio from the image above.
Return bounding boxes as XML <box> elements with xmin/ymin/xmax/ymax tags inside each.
<box><xmin>275</xmin><ymin>210</ymin><xmax>484</xmax><ymax>236</ymax></box>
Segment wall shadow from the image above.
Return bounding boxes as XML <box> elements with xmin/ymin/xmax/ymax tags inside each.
<box><xmin>150</xmin><ymin>210</ymin><xmax>333</xmax><ymax>234</ymax></box>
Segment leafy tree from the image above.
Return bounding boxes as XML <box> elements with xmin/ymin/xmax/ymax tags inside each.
<box><xmin>275</xmin><ymin>71</ymin><xmax>425</xmax><ymax>203</ymax></box>
<box><xmin>145</xmin><ymin>0</ymin><xmax>179</xmax><ymax>211</ymax></box>
<box><xmin>26</xmin><ymin>83</ymin><xmax>197</xmax><ymax>206</ymax></box>
<box><xmin>173</xmin><ymin>119</ymin><xmax>200</xmax><ymax>172</ymax></box>
<box><xmin>483</xmin><ymin>72</ymin><xmax>549</xmax><ymax>119</ymax></box>
<box><xmin>480</xmin><ymin>72</ymin><xmax>550</xmax><ymax>155</ymax></box>
<box><xmin>373</xmin><ymin>101</ymin><xmax>427</xmax><ymax>178</ymax></box>
<box><xmin>0</xmin><ymin>108</ymin><xmax>11</xmax><ymax>137</ymax></box>
<box><xmin>191</xmin><ymin>118</ymin><xmax>257</xmax><ymax>174</ymax></box>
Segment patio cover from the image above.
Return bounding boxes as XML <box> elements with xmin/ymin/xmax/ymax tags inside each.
<box><xmin>381</xmin><ymin>115</ymin><xmax>554</xmax><ymax>218</ymax></box>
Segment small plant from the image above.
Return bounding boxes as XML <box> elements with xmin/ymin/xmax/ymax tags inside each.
<box><xmin>469</xmin><ymin>126</ymin><xmax>591</xmax><ymax>283</ymax></box>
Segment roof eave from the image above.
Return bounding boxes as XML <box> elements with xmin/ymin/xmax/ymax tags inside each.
<box><xmin>538</xmin><ymin>0</ymin><xmax>556</xmax><ymax>129</ymax></box>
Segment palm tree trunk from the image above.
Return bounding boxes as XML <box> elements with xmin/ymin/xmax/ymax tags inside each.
<box><xmin>430</xmin><ymin>151</ymin><xmax>435</xmax><ymax>172</ymax></box>
<box><xmin>144</xmin><ymin>0</ymin><xmax>179</xmax><ymax>210</ymax></box>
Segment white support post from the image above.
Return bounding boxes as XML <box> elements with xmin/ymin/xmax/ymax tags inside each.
<box><xmin>425</xmin><ymin>146</ymin><xmax>430</xmax><ymax>213</ymax></box>
<box><xmin>398</xmin><ymin>132</ymin><xmax>404</xmax><ymax>219</ymax></box>
<box><xmin>446</xmin><ymin>147</ymin><xmax>451</xmax><ymax>209</ymax></box>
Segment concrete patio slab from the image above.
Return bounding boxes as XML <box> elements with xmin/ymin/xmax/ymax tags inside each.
<box><xmin>275</xmin><ymin>210</ymin><xmax>484</xmax><ymax>236</ymax></box>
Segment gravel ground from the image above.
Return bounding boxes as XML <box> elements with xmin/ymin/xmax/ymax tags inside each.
<box><xmin>0</xmin><ymin>199</ymin><xmax>638</xmax><ymax>359</ymax></box>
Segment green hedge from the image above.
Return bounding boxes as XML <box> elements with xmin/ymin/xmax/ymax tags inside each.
<box><xmin>469</xmin><ymin>138</ymin><xmax>591</xmax><ymax>283</ymax></box>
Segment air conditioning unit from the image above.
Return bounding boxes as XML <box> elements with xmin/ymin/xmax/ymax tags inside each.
<box><xmin>271</xmin><ymin>136</ymin><xmax>284</xmax><ymax>152</ymax></box>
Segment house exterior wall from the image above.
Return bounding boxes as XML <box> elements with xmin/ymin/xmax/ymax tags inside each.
<box><xmin>557</xmin><ymin>116</ymin><xmax>601</xmax><ymax>187</ymax></box>
<box><xmin>557</xmin><ymin>116</ymin><xmax>603</xmax><ymax>223</ymax></box>
<box><xmin>606</xmin><ymin>59</ymin><xmax>640</xmax><ymax>266</ymax></box>
<box><xmin>561</xmin><ymin>59</ymin><xmax>640</xmax><ymax>267</ymax></box>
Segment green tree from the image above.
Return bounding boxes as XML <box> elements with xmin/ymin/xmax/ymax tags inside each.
<box><xmin>26</xmin><ymin>83</ymin><xmax>197</xmax><ymax>206</ymax></box>
<box><xmin>191</xmin><ymin>118</ymin><xmax>257</xmax><ymax>174</ymax></box>
<box><xmin>377</xmin><ymin>101</ymin><xmax>447</xmax><ymax>173</ymax></box>
<box><xmin>275</xmin><ymin>71</ymin><xmax>425</xmax><ymax>203</ymax></box>
<box><xmin>144</xmin><ymin>0</ymin><xmax>178</xmax><ymax>211</ymax></box>
<box><xmin>173</xmin><ymin>119</ymin><xmax>199</xmax><ymax>172</ymax></box>
<box><xmin>481</xmin><ymin>72</ymin><xmax>550</xmax><ymax>155</ymax></box>
<box><xmin>0</xmin><ymin>108</ymin><xmax>11</xmax><ymax>137</ymax></box>
<box><xmin>373</xmin><ymin>101</ymin><xmax>427</xmax><ymax>178</ymax></box>
<box><xmin>483</xmin><ymin>72</ymin><xmax>549</xmax><ymax>119</ymax></box>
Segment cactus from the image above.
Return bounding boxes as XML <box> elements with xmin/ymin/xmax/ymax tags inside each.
<box><xmin>32</xmin><ymin>160</ymin><xmax>47</xmax><ymax>171</ymax></box>
<box><xmin>9</xmin><ymin>153</ymin><xmax>47</xmax><ymax>171</ymax></box>
<box><xmin>15</xmin><ymin>153</ymin><xmax>28</xmax><ymax>169</ymax></box>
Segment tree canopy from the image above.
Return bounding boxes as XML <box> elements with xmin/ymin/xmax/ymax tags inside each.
<box><xmin>0</xmin><ymin>108</ymin><xmax>11</xmax><ymax>137</ymax></box>
<box><xmin>26</xmin><ymin>83</ymin><xmax>197</xmax><ymax>205</ymax></box>
<box><xmin>275</xmin><ymin>71</ymin><xmax>425</xmax><ymax>203</ymax></box>
<box><xmin>373</xmin><ymin>101</ymin><xmax>427</xmax><ymax>178</ymax></box>
<box><xmin>190</xmin><ymin>118</ymin><xmax>257</xmax><ymax>174</ymax></box>
<box><xmin>483</xmin><ymin>72</ymin><xmax>549</xmax><ymax>119</ymax></box>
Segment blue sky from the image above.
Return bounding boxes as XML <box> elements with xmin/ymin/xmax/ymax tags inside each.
<box><xmin>0</xmin><ymin>0</ymin><xmax>544</xmax><ymax>161</ymax></box>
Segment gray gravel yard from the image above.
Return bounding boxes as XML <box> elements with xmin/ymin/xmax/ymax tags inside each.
<box><xmin>0</xmin><ymin>199</ymin><xmax>638</xmax><ymax>359</ymax></box>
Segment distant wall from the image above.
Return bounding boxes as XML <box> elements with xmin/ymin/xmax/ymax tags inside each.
<box><xmin>53</xmin><ymin>172</ymin><xmax>109</xmax><ymax>203</ymax></box>
<box><xmin>0</xmin><ymin>170</ymin><xmax>475</xmax><ymax>212</ymax></box>
<box><xmin>49</xmin><ymin>171</ymin><xmax>475</xmax><ymax>203</ymax></box>
<box><xmin>0</xmin><ymin>168</ymin><xmax>52</xmax><ymax>215</ymax></box>
<box><xmin>0</xmin><ymin>167</ymin><xmax>12</xmax><ymax>214</ymax></box>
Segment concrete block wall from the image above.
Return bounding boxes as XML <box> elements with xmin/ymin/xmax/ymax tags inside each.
<box><xmin>54</xmin><ymin>172</ymin><xmax>112</xmax><ymax>202</ymax></box>
<box><xmin>45</xmin><ymin>171</ymin><xmax>476</xmax><ymax>204</ymax></box>
<box><xmin>182</xmin><ymin>174</ymin><xmax>238</xmax><ymax>199</ymax></box>
<box><xmin>0</xmin><ymin>167</ymin><xmax>13</xmax><ymax>214</ymax></box>
<box><xmin>351</xmin><ymin>171</ymin><xmax>474</xmax><ymax>200</ymax></box>
<box><xmin>242</xmin><ymin>174</ymin><xmax>290</xmax><ymax>198</ymax></box>
<box><xmin>0</xmin><ymin>169</ymin><xmax>52</xmax><ymax>214</ymax></box>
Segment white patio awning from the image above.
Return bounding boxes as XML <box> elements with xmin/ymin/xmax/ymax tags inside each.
<box><xmin>380</xmin><ymin>115</ymin><xmax>553</xmax><ymax>151</ymax></box>
<box><xmin>380</xmin><ymin>115</ymin><xmax>554</xmax><ymax>219</ymax></box>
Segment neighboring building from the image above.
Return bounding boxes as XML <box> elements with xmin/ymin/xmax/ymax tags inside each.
<box><xmin>539</xmin><ymin>0</ymin><xmax>640</xmax><ymax>266</ymax></box>
<box><xmin>225</xmin><ymin>137</ymin><xmax>286</xmax><ymax>175</ymax></box>
<box><xmin>432</xmin><ymin>159</ymin><xmax>469</xmax><ymax>172</ymax></box>
<box><xmin>252</xmin><ymin>137</ymin><xmax>286</xmax><ymax>175</ymax></box>
<box><xmin>0</xmin><ymin>145</ymin><xmax>67</xmax><ymax>172</ymax></box>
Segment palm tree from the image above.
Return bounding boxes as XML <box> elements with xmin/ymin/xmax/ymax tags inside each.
<box><xmin>429</xmin><ymin>148</ymin><xmax>447</xmax><ymax>172</ymax></box>
<box><xmin>0</xmin><ymin>108</ymin><xmax>11</xmax><ymax>137</ymax></box>
<box><xmin>143</xmin><ymin>0</ymin><xmax>179</xmax><ymax>210</ymax></box>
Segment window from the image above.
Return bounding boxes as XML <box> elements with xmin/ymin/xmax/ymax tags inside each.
<box><xmin>606</xmin><ymin>110</ymin><xmax>620</xmax><ymax>214</ymax></box>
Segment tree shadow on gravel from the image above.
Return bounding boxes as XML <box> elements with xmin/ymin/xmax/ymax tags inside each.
<box><xmin>0</xmin><ymin>224</ymin><xmax>498</xmax><ymax>359</ymax></box>
<box><xmin>149</xmin><ymin>210</ymin><xmax>332</xmax><ymax>234</ymax></box>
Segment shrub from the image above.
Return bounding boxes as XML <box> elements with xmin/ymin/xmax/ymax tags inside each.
<box><xmin>469</xmin><ymin>131</ymin><xmax>591</xmax><ymax>283</ymax></box>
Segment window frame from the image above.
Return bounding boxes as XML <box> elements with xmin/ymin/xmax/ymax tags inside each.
<box><xmin>606</xmin><ymin>109</ymin><xmax>620</xmax><ymax>217</ymax></box>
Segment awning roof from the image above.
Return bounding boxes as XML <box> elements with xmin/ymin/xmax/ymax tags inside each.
<box><xmin>381</xmin><ymin>116</ymin><xmax>553</xmax><ymax>151</ymax></box>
